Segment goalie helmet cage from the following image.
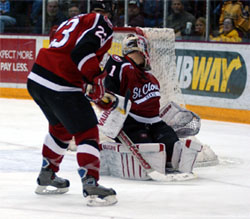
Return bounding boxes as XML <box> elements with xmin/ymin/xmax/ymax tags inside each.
<box><xmin>99</xmin><ymin>27</ymin><xmax>219</xmax><ymax>167</ymax></box>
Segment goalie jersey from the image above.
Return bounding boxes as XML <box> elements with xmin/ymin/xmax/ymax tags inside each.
<box><xmin>104</xmin><ymin>54</ymin><xmax>161</xmax><ymax>122</ymax></box>
<box><xmin>29</xmin><ymin>13</ymin><xmax>113</xmax><ymax>89</ymax></box>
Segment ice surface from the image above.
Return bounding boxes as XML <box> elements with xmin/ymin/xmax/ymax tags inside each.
<box><xmin>1</xmin><ymin>98</ymin><xmax>250</xmax><ymax>219</ymax></box>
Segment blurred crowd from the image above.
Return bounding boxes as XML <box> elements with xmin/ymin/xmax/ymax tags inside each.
<box><xmin>1</xmin><ymin>0</ymin><xmax>250</xmax><ymax>43</ymax></box>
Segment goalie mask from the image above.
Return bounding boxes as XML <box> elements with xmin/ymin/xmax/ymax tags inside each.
<box><xmin>122</xmin><ymin>34</ymin><xmax>151</xmax><ymax>71</ymax></box>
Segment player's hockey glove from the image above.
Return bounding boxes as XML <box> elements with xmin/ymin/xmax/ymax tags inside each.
<box><xmin>86</xmin><ymin>70</ymin><xmax>107</xmax><ymax>102</ymax></box>
<box><xmin>85</xmin><ymin>70</ymin><xmax>118</xmax><ymax>111</ymax></box>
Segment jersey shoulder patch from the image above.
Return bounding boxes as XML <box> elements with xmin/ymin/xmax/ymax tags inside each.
<box><xmin>111</xmin><ymin>54</ymin><xmax>123</xmax><ymax>62</ymax></box>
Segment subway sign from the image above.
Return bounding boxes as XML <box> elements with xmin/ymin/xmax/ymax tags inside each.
<box><xmin>176</xmin><ymin>49</ymin><xmax>247</xmax><ymax>99</ymax></box>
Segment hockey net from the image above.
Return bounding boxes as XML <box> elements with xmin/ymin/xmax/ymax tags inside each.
<box><xmin>99</xmin><ymin>27</ymin><xmax>219</xmax><ymax>167</ymax></box>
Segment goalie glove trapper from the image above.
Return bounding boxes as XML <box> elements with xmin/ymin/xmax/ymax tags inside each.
<box><xmin>86</xmin><ymin>89</ymin><xmax>119</xmax><ymax>112</ymax></box>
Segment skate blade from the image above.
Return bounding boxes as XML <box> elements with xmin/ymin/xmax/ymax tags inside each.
<box><xmin>168</xmin><ymin>172</ymin><xmax>198</xmax><ymax>181</ymax></box>
<box><xmin>35</xmin><ymin>185</ymin><xmax>69</xmax><ymax>195</ymax></box>
<box><xmin>86</xmin><ymin>195</ymin><xmax>118</xmax><ymax>207</ymax></box>
<box><xmin>149</xmin><ymin>171</ymin><xmax>197</xmax><ymax>182</ymax></box>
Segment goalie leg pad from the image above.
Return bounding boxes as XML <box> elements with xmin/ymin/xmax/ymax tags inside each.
<box><xmin>100</xmin><ymin>142</ymin><xmax>166</xmax><ymax>180</ymax></box>
<box><xmin>172</xmin><ymin>140</ymin><xmax>203</xmax><ymax>173</ymax></box>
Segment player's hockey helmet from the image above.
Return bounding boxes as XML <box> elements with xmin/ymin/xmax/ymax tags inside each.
<box><xmin>122</xmin><ymin>34</ymin><xmax>151</xmax><ymax>70</ymax></box>
<box><xmin>91</xmin><ymin>0</ymin><xmax>114</xmax><ymax>18</ymax></box>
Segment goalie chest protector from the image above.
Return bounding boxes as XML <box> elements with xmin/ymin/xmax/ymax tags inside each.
<box><xmin>104</xmin><ymin>55</ymin><xmax>161</xmax><ymax>118</ymax></box>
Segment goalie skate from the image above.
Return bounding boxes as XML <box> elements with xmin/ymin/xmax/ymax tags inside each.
<box><xmin>81</xmin><ymin>175</ymin><xmax>117</xmax><ymax>207</ymax></box>
<box><xmin>35</xmin><ymin>158</ymin><xmax>70</xmax><ymax>195</ymax></box>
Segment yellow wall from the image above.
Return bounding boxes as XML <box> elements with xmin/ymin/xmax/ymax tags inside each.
<box><xmin>0</xmin><ymin>88</ymin><xmax>31</xmax><ymax>99</ymax></box>
<box><xmin>186</xmin><ymin>104</ymin><xmax>250</xmax><ymax>124</ymax></box>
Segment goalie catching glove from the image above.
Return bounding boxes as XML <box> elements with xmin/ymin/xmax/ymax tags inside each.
<box><xmin>94</xmin><ymin>90</ymin><xmax>118</xmax><ymax>111</ymax></box>
<box><xmin>85</xmin><ymin>71</ymin><xmax>118</xmax><ymax>111</ymax></box>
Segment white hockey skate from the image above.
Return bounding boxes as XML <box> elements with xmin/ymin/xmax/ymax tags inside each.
<box><xmin>35</xmin><ymin>158</ymin><xmax>70</xmax><ymax>195</ymax></box>
<box><xmin>78</xmin><ymin>168</ymin><xmax>117</xmax><ymax>207</ymax></box>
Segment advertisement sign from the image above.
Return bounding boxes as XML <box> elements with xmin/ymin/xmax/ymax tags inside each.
<box><xmin>0</xmin><ymin>38</ymin><xmax>36</xmax><ymax>83</ymax></box>
<box><xmin>176</xmin><ymin>49</ymin><xmax>247</xmax><ymax>99</ymax></box>
<box><xmin>175</xmin><ymin>42</ymin><xmax>250</xmax><ymax>112</ymax></box>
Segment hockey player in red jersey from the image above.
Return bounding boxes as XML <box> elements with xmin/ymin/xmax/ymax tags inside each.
<box><xmin>27</xmin><ymin>0</ymin><xmax>117</xmax><ymax>206</ymax></box>
<box><xmin>104</xmin><ymin>34</ymin><xmax>202</xmax><ymax>173</ymax></box>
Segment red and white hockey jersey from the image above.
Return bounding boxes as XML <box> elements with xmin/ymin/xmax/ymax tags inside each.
<box><xmin>29</xmin><ymin>13</ymin><xmax>113</xmax><ymax>89</ymax></box>
<box><xmin>104</xmin><ymin>54</ymin><xmax>161</xmax><ymax>123</ymax></box>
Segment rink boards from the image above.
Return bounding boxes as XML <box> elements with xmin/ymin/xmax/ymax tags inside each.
<box><xmin>0</xmin><ymin>34</ymin><xmax>250</xmax><ymax>124</ymax></box>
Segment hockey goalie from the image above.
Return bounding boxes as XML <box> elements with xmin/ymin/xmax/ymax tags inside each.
<box><xmin>95</xmin><ymin>33</ymin><xmax>205</xmax><ymax>181</ymax></box>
